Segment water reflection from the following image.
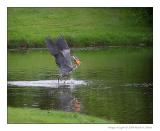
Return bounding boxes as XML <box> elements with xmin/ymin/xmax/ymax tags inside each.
<box><xmin>72</xmin><ymin>98</ymin><xmax>81</xmax><ymax>112</ymax></box>
<box><xmin>8</xmin><ymin>85</ymin><xmax>81</xmax><ymax>113</ymax></box>
<box><xmin>57</xmin><ymin>89</ymin><xmax>81</xmax><ymax>112</ymax></box>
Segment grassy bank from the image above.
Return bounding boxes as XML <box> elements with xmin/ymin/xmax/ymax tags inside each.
<box><xmin>8</xmin><ymin>107</ymin><xmax>115</xmax><ymax>124</ymax></box>
<box><xmin>8</xmin><ymin>8</ymin><xmax>152</xmax><ymax>48</ymax></box>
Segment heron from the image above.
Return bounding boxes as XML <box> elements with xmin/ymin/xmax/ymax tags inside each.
<box><xmin>45</xmin><ymin>36</ymin><xmax>80</xmax><ymax>84</ymax></box>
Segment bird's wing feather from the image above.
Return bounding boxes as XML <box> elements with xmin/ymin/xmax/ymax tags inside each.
<box><xmin>45</xmin><ymin>37</ymin><xmax>73</xmax><ymax>75</ymax></box>
<box><xmin>56</xmin><ymin>37</ymin><xmax>69</xmax><ymax>50</ymax></box>
<box><xmin>45</xmin><ymin>38</ymin><xmax>59</xmax><ymax>56</ymax></box>
<box><xmin>61</xmin><ymin>49</ymin><xmax>73</xmax><ymax>68</ymax></box>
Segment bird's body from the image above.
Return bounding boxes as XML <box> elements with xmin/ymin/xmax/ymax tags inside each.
<box><xmin>45</xmin><ymin>37</ymin><xmax>80</xmax><ymax>79</ymax></box>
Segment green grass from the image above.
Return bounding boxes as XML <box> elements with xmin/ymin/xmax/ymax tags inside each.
<box><xmin>7</xmin><ymin>7</ymin><xmax>153</xmax><ymax>48</ymax></box>
<box><xmin>8</xmin><ymin>107</ymin><xmax>115</xmax><ymax>124</ymax></box>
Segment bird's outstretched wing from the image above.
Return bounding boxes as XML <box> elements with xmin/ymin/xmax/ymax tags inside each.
<box><xmin>45</xmin><ymin>37</ymin><xmax>59</xmax><ymax>56</ymax></box>
<box><xmin>45</xmin><ymin>37</ymin><xmax>73</xmax><ymax>76</ymax></box>
<box><xmin>56</xmin><ymin>37</ymin><xmax>69</xmax><ymax>50</ymax></box>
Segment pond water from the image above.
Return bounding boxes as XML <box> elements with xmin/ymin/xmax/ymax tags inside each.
<box><xmin>7</xmin><ymin>47</ymin><xmax>153</xmax><ymax>123</ymax></box>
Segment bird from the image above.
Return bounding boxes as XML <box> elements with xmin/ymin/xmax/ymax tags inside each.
<box><xmin>45</xmin><ymin>36</ymin><xmax>80</xmax><ymax>83</ymax></box>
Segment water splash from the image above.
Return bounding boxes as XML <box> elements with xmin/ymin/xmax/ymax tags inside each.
<box><xmin>7</xmin><ymin>79</ymin><xmax>87</xmax><ymax>88</ymax></box>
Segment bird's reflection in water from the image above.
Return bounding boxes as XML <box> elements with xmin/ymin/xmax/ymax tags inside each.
<box><xmin>57</xmin><ymin>86</ymin><xmax>81</xmax><ymax>112</ymax></box>
<box><xmin>72</xmin><ymin>98</ymin><xmax>81</xmax><ymax>112</ymax></box>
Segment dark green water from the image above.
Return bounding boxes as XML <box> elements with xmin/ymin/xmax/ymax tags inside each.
<box><xmin>7</xmin><ymin>47</ymin><xmax>153</xmax><ymax>123</ymax></box>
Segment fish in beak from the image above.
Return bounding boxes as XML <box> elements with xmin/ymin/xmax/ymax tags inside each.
<box><xmin>73</xmin><ymin>56</ymin><xmax>81</xmax><ymax>66</ymax></box>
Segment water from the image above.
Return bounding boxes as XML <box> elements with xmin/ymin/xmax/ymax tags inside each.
<box><xmin>7</xmin><ymin>47</ymin><xmax>153</xmax><ymax>123</ymax></box>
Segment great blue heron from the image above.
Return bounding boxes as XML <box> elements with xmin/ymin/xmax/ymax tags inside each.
<box><xmin>45</xmin><ymin>36</ymin><xmax>80</xmax><ymax>83</ymax></box>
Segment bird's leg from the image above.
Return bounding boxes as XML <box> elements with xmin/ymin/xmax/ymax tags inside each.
<box><xmin>57</xmin><ymin>76</ymin><xmax>60</xmax><ymax>87</ymax></box>
<box><xmin>64</xmin><ymin>77</ymin><xmax>66</xmax><ymax>84</ymax></box>
<box><xmin>64</xmin><ymin>75</ymin><xmax>69</xmax><ymax>84</ymax></box>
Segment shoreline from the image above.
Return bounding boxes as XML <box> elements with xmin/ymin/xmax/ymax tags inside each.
<box><xmin>7</xmin><ymin>45</ymin><xmax>153</xmax><ymax>51</ymax></box>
